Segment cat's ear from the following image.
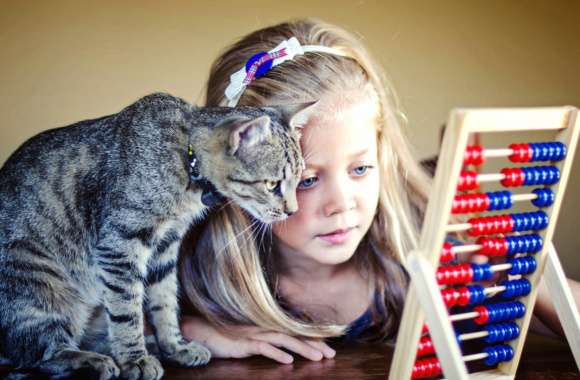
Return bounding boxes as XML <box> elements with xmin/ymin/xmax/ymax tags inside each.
<box><xmin>228</xmin><ymin>115</ymin><xmax>272</xmax><ymax>156</ymax></box>
<box><xmin>279</xmin><ymin>100</ymin><xmax>319</xmax><ymax>130</ymax></box>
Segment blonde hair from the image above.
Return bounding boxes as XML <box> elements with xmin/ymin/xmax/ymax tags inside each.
<box><xmin>179</xmin><ymin>18</ymin><xmax>431</xmax><ymax>341</ymax></box>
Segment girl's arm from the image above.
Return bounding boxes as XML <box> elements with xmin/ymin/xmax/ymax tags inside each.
<box><xmin>532</xmin><ymin>276</ymin><xmax>580</xmax><ymax>338</ymax></box>
<box><xmin>180</xmin><ymin>315</ymin><xmax>336</xmax><ymax>364</ymax></box>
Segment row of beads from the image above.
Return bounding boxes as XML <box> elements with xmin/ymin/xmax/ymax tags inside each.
<box><xmin>440</xmin><ymin>279</ymin><xmax>531</xmax><ymax>307</ymax></box>
<box><xmin>412</xmin><ymin>345</ymin><xmax>514</xmax><ymax>378</ymax></box>
<box><xmin>473</xmin><ymin>301</ymin><xmax>526</xmax><ymax>325</ymax></box>
<box><xmin>465</xmin><ymin>211</ymin><xmax>549</xmax><ymax>236</ymax></box>
<box><xmin>421</xmin><ymin>301</ymin><xmax>527</xmax><ymax>334</ymax></box>
<box><xmin>510</xmin><ymin>142</ymin><xmax>566</xmax><ymax>162</ymax></box>
<box><xmin>457</xmin><ymin>166</ymin><xmax>560</xmax><ymax>191</ymax></box>
<box><xmin>440</xmin><ymin>234</ymin><xmax>543</xmax><ymax>262</ymax></box>
<box><xmin>477</xmin><ymin>234</ymin><xmax>543</xmax><ymax>256</ymax></box>
<box><xmin>417</xmin><ymin>322</ymin><xmax>520</xmax><ymax>358</ymax></box>
<box><xmin>451</xmin><ymin>188</ymin><xmax>554</xmax><ymax>214</ymax></box>
<box><xmin>501</xmin><ymin>166</ymin><xmax>560</xmax><ymax>187</ymax></box>
<box><xmin>436</xmin><ymin>257</ymin><xmax>537</xmax><ymax>286</ymax></box>
<box><xmin>463</xmin><ymin>142</ymin><xmax>566</xmax><ymax>166</ymax></box>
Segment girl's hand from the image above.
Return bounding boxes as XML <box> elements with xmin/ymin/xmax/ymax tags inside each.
<box><xmin>180</xmin><ymin>315</ymin><xmax>336</xmax><ymax>364</ymax></box>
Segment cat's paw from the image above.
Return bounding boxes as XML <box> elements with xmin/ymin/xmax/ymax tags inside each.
<box><xmin>38</xmin><ymin>350</ymin><xmax>120</xmax><ymax>380</ymax></box>
<box><xmin>162</xmin><ymin>340</ymin><xmax>211</xmax><ymax>367</ymax></box>
<box><xmin>120</xmin><ymin>355</ymin><xmax>164</xmax><ymax>380</ymax></box>
<box><xmin>84</xmin><ymin>354</ymin><xmax>121</xmax><ymax>380</ymax></box>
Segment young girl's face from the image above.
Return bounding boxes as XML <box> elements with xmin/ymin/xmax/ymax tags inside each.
<box><xmin>272</xmin><ymin>94</ymin><xmax>380</xmax><ymax>267</ymax></box>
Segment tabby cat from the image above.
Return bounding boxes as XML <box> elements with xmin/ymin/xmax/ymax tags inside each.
<box><xmin>0</xmin><ymin>93</ymin><xmax>312</xmax><ymax>380</ymax></box>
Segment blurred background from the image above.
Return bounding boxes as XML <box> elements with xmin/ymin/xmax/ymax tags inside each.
<box><xmin>1</xmin><ymin>0</ymin><xmax>579</xmax><ymax>278</ymax></box>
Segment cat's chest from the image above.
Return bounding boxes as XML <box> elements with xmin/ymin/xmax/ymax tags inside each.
<box><xmin>153</xmin><ymin>188</ymin><xmax>206</xmax><ymax>240</ymax></box>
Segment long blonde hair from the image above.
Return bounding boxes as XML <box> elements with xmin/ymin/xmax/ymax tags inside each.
<box><xmin>179</xmin><ymin>18</ymin><xmax>431</xmax><ymax>342</ymax></box>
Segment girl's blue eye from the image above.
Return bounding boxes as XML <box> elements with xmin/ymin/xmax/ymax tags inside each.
<box><xmin>298</xmin><ymin>176</ymin><xmax>318</xmax><ymax>189</ymax></box>
<box><xmin>353</xmin><ymin>165</ymin><xmax>371</xmax><ymax>176</ymax></box>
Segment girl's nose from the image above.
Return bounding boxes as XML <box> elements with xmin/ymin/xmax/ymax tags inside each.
<box><xmin>323</xmin><ymin>181</ymin><xmax>355</xmax><ymax>217</ymax></box>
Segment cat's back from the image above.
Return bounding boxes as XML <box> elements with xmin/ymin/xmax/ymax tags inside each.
<box><xmin>0</xmin><ymin>113</ymin><xmax>119</xmax><ymax>242</ymax></box>
<box><xmin>0</xmin><ymin>93</ymin><xmax>195</xmax><ymax>242</ymax></box>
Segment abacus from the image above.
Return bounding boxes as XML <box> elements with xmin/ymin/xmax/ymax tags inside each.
<box><xmin>389</xmin><ymin>107</ymin><xmax>580</xmax><ymax>379</ymax></box>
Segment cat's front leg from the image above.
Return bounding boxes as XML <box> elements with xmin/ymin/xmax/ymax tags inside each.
<box><xmin>145</xmin><ymin>230</ymin><xmax>211</xmax><ymax>367</ymax></box>
<box><xmin>96</xmin><ymin>232</ymin><xmax>164</xmax><ymax>380</ymax></box>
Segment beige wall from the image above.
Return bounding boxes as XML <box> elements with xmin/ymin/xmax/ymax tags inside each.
<box><xmin>1</xmin><ymin>1</ymin><xmax>579</xmax><ymax>278</ymax></box>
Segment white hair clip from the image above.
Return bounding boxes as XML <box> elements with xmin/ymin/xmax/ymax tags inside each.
<box><xmin>224</xmin><ymin>37</ymin><xmax>346</xmax><ymax>107</ymax></box>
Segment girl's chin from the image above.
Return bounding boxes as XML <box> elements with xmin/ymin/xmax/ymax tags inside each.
<box><xmin>308</xmin><ymin>245</ymin><xmax>358</xmax><ymax>266</ymax></box>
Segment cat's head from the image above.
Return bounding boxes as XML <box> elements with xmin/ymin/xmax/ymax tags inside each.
<box><xmin>200</xmin><ymin>102</ymin><xmax>317</xmax><ymax>224</ymax></box>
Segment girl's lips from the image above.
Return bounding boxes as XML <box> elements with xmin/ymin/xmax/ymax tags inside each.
<box><xmin>317</xmin><ymin>227</ymin><xmax>354</xmax><ymax>245</ymax></box>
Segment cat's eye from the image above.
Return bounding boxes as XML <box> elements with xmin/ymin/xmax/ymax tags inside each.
<box><xmin>265</xmin><ymin>180</ymin><xmax>281</xmax><ymax>193</ymax></box>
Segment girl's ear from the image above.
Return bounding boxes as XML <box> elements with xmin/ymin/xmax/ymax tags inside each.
<box><xmin>279</xmin><ymin>100</ymin><xmax>319</xmax><ymax>130</ymax></box>
<box><xmin>228</xmin><ymin>115</ymin><xmax>271</xmax><ymax>156</ymax></box>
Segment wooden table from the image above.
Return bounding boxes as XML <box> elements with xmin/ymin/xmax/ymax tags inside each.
<box><xmin>0</xmin><ymin>333</ymin><xmax>576</xmax><ymax>379</ymax></box>
<box><xmin>164</xmin><ymin>333</ymin><xmax>578</xmax><ymax>379</ymax></box>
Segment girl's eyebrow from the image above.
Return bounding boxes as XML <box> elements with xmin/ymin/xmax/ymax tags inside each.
<box><xmin>348</xmin><ymin>148</ymin><xmax>370</xmax><ymax>159</ymax></box>
<box><xmin>304</xmin><ymin>149</ymin><xmax>371</xmax><ymax>170</ymax></box>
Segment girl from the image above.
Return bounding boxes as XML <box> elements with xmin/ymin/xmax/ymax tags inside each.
<box><xmin>177</xmin><ymin>18</ymin><xmax>578</xmax><ymax>364</ymax></box>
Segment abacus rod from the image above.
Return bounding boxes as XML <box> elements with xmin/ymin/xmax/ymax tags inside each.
<box><xmin>446</xmin><ymin>223</ymin><xmax>471</xmax><ymax>232</ymax></box>
<box><xmin>476</xmin><ymin>173</ymin><xmax>505</xmax><ymax>183</ymax></box>
<box><xmin>483</xmin><ymin>285</ymin><xmax>506</xmax><ymax>295</ymax></box>
<box><xmin>462</xmin><ymin>352</ymin><xmax>489</xmax><ymax>362</ymax></box>
<box><xmin>450</xmin><ymin>311</ymin><xmax>479</xmax><ymax>322</ymax></box>
<box><xmin>512</xmin><ymin>193</ymin><xmax>537</xmax><ymax>202</ymax></box>
<box><xmin>482</xmin><ymin>148</ymin><xmax>514</xmax><ymax>158</ymax></box>
<box><xmin>451</xmin><ymin>244</ymin><xmax>481</xmax><ymax>253</ymax></box>
<box><xmin>490</xmin><ymin>263</ymin><xmax>512</xmax><ymax>272</ymax></box>
<box><xmin>458</xmin><ymin>330</ymin><xmax>489</xmax><ymax>341</ymax></box>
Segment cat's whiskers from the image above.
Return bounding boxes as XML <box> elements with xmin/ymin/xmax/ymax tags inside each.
<box><xmin>219</xmin><ymin>218</ymin><xmax>259</xmax><ymax>254</ymax></box>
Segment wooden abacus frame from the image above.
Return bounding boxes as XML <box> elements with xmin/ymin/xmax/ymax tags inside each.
<box><xmin>389</xmin><ymin>107</ymin><xmax>580</xmax><ymax>379</ymax></box>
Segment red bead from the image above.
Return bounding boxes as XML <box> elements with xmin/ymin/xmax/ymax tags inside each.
<box><xmin>477</xmin><ymin>237</ymin><xmax>508</xmax><ymax>256</ymax></box>
<box><xmin>441</xmin><ymin>286</ymin><xmax>471</xmax><ymax>307</ymax></box>
<box><xmin>441</xmin><ymin>287</ymin><xmax>459</xmax><ymax>307</ymax></box>
<box><xmin>436</xmin><ymin>264</ymin><xmax>474</xmax><ymax>285</ymax></box>
<box><xmin>500</xmin><ymin>167</ymin><xmax>525</xmax><ymax>187</ymax></box>
<box><xmin>417</xmin><ymin>336</ymin><xmax>435</xmax><ymax>357</ymax></box>
<box><xmin>509</xmin><ymin>143</ymin><xmax>532</xmax><ymax>163</ymax></box>
<box><xmin>457</xmin><ymin>287</ymin><xmax>471</xmax><ymax>306</ymax></box>
<box><xmin>412</xmin><ymin>357</ymin><xmax>442</xmax><ymax>379</ymax></box>
<box><xmin>457</xmin><ymin>170</ymin><xmax>479</xmax><ymax>191</ymax></box>
<box><xmin>440</xmin><ymin>243</ymin><xmax>454</xmax><ymax>263</ymax></box>
<box><xmin>474</xmin><ymin>305</ymin><xmax>490</xmax><ymax>324</ymax></box>
<box><xmin>464</xmin><ymin>145</ymin><xmax>485</xmax><ymax>166</ymax></box>
<box><xmin>452</xmin><ymin>193</ymin><xmax>490</xmax><ymax>214</ymax></box>
<box><xmin>421</xmin><ymin>324</ymin><xmax>429</xmax><ymax>334</ymax></box>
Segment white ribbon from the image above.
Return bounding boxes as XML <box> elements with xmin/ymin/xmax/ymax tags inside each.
<box><xmin>224</xmin><ymin>37</ymin><xmax>345</xmax><ymax>107</ymax></box>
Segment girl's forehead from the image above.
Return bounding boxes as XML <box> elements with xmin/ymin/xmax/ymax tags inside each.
<box><xmin>301</xmin><ymin>99</ymin><xmax>379</xmax><ymax>162</ymax></box>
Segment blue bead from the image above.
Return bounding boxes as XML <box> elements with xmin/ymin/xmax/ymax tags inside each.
<box><xmin>472</xmin><ymin>263</ymin><xmax>493</xmax><ymax>281</ymax></box>
<box><xmin>486</xmin><ymin>301</ymin><xmax>526</xmax><ymax>323</ymax></box>
<box><xmin>508</xmin><ymin>257</ymin><xmax>537</xmax><ymax>275</ymax></box>
<box><xmin>522</xmin><ymin>166</ymin><xmax>561</xmax><ymax>186</ymax></box>
<box><xmin>484</xmin><ymin>322</ymin><xmax>520</xmax><ymax>343</ymax></box>
<box><xmin>483</xmin><ymin>345</ymin><xmax>514</xmax><ymax>365</ymax></box>
<box><xmin>531</xmin><ymin>188</ymin><xmax>555</xmax><ymax>207</ymax></box>
<box><xmin>555</xmin><ymin>142</ymin><xmax>567</xmax><ymax>161</ymax></box>
<box><xmin>529</xmin><ymin>143</ymin><xmax>542</xmax><ymax>162</ymax></box>
<box><xmin>542</xmin><ymin>142</ymin><xmax>567</xmax><ymax>161</ymax></box>
<box><xmin>468</xmin><ymin>285</ymin><xmax>486</xmax><ymax>305</ymax></box>
<box><xmin>514</xmin><ymin>211</ymin><xmax>549</xmax><ymax>231</ymax></box>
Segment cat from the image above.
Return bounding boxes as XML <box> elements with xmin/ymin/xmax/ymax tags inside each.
<box><xmin>0</xmin><ymin>92</ymin><xmax>314</xmax><ymax>380</ymax></box>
